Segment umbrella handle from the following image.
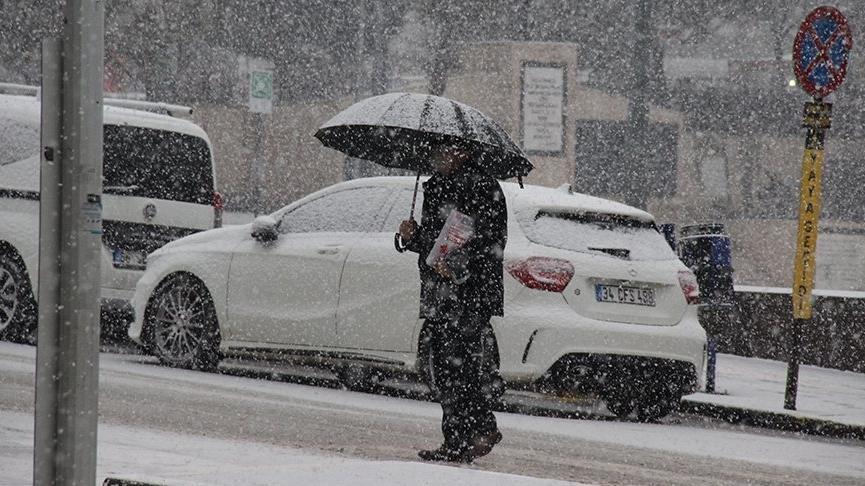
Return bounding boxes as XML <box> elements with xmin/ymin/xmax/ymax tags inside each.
<box><xmin>394</xmin><ymin>232</ymin><xmax>408</xmax><ymax>253</ymax></box>
<box><xmin>409</xmin><ymin>171</ymin><xmax>421</xmax><ymax>219</ymax></box>
<box><xmin>395</xmin><ymin>172</ymin><xmax>422</xmax><ymax>253</ymax></box>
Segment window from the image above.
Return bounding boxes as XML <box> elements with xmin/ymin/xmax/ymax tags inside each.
<box><xmin>573</xmin><ymin>120</ymin><xmax>677</xmax><ymax>209</ymax></box>
<box><xmin>280</xmin><ymin>187</ymin><xmax>392</xmax><ymax>233</ymax></box>
<box><xmin>700</xmin><ymin>154</ymin><xmax>728</xmax><ymax>197</ymax></box>
<box><xmin>382</xmin><ymin>188</ymin><xmax>425</xmax><ymax>233</ymax></box>
<box><xmin>103</xmin><ymin>125</ymin><xmax>214</xmax><ymax>204</ymax></box>
<box><xmin>519</xmin><ymin>210</ymin><xmax>676</xmax><ymax>261</ymax></box>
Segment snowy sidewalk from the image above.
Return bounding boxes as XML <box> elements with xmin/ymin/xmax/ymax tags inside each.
<box><xmin>683</xmin><ymin>353</ymin><xmax>865</xmax><ymax>436</ymax></box>
<box><xmin>1</xmin><ymin>411</ymin><xmax>582</xmax><ymax>486</ymax></box>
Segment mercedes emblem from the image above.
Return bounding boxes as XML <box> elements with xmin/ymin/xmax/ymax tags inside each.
<box><xmin>143</xmin><ymin>203</ymin><xmax>157</xmax><ymax>222</ymax></box>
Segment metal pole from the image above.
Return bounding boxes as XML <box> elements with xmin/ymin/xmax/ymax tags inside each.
<box><xmin>33</xmin><ymin>38</ymin><xmax>62</xmax><ymax>486</ymax></box>
<box><xmin>33</xmin><ymin>1</ymin><xmax>105</xmax><ymax>484</ymax></box>
<box><xmin>786</xmin><ymin>100</ymin><xmax>831</xmax><ymax>411</ymax></box>
<box><xmin>252</xmin><ymin>113</ymin><xmax>264</xmax><ymax>216</ymax></box>
<box><xmin>784</xmin><ymin>319</ymin><xmax>803</xmax><ymax>409</ymax></box>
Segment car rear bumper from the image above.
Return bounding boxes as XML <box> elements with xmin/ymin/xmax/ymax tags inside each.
<box><xmin>495</xmin><ymin>296</ymin><xmax>707</xmax><ymax>388</ymax></box>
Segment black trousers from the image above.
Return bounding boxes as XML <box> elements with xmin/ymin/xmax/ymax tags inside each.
<box><xmin>426</xmin><ymin>313</ymin><xmax>502</xmax><ymax>451</ymax></box>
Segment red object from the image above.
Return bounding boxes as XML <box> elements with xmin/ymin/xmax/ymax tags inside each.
<box><xmin>212</xmin><ymin>191</ymin><xmax>224</xmax><ymax>228</ymax></box>
<box><xmin>677</xmin><ymin>270</ymin><xmax>700</xmax><ymax>305</ymax></box>
<box><xmin>506</xmin><ymin>257</ymin><xmax>574</xmax><ymax>293</ymax></box>
<box><xmin>793</xmin><ymin>6</ymin><xmax>853</xmax><ymax>99</ymax></box>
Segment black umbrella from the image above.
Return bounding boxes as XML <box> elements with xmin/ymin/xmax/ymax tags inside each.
<box><xmin>315</xmin><ymin>92</ymin><xmax>533</xmax><ymax>180</ymax></box>
<box><xmin>315</xmin><ymin>92</ymin><xmax>533</xmax><ymax>251</ymax></box>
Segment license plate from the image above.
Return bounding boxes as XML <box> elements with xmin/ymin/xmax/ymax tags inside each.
<box><xmin>595</xmin><ymin>284</ymin><xmax>656</xmax><ymax>306</ymax></box>
<box><xmin>112</xmin><ymin>249</ymin><xmax>146</xmax><ymax>270</ymax></box>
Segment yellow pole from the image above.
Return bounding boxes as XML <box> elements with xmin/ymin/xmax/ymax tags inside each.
<box><xmin>786</xmin><ymin>100</ymin><xmax>831</xmax><ymax>410</ymax></box>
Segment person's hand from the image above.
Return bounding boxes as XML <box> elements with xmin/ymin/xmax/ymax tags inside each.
<box><xmin>399</xmin><ymin>219</ymin><xmax>418</xmax><ymax>241</ymax></box>
<box><xmin>432</xmin><ymin>260</ymin><xmax>454</xmax><ymax>279</ymax></box>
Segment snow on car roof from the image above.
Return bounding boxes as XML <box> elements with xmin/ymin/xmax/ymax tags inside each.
<box><xmin>332</xmin><ymin>176</ymin><xmax>654</xmax><ymax>223</ymax></box>
<box><xmin>0</xmin><ymin>94</ymin><xmax>210</xmax><ymax>140</ymax></box>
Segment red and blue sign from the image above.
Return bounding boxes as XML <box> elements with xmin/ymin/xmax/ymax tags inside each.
<box><xmin>793</xmin><ymin>6</ymin><xmax>853</xmax><ymax>99</ymax></box>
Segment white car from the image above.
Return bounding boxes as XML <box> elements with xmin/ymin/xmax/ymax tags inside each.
<box><xmin>0</xmin><ymin>90</ymin><xmax>220</xmax><ymax>342</ymax></box>
<box><xmin>129</xmin><ymin>176</ymin><xmax>707</xmax><ymax>420</ymax></box>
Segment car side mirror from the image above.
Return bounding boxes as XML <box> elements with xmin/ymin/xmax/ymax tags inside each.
<box><xmin>251</xmin><ymin>215</ymin><xmax>279</xmax><ymax>243</ymax></box>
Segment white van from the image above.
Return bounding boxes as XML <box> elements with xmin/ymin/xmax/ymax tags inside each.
<box><xmin>0</xmin><ymin>89</ymin><xmax>221</xmax><ymax>342</ymax></box>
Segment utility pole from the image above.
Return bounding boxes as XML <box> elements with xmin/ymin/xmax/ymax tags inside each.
<box><xmin>627</xmin><ymin>0</ymin><xmax>652</xmax><ymax>209</ymax></box>
<box><xmin>33</xmin><ymin>1</ymin><xmax>104</xmax><ymax>484</ymax></box>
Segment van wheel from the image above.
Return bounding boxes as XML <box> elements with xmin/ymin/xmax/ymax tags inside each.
<box><xmin>147</xmin><ymin>273</ymin><xmax>220</xmax><ymax>371</ymax></box>
<box><xmin>0</xmin><ymin>249</ymin><xmax>37</xmax><ymax>344</ymax></box>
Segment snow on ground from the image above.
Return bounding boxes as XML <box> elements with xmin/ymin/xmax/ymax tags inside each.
<box><xmin>686</xmin><ymin>353</ymin><xmax>865</xmax><ymax>427</ymax></box>
<box><xmin>0</xmin><ymin>411</ymin><xmax>581</xmax><ymax>486</ymax></box>
<box><xmin>2</xmin><ymin>343</ymin><xmax>865</xmax><ymax>485</ymax></box>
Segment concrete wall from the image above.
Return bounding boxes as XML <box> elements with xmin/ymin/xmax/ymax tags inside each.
<box><xmin>445</xmin><ymin>41</ymin><xmax>684</xmax><ymax>190</ymax></box>
<box><xmin>192</xmin><ymin>98</ymin><xmax>351</xmax><ymax>213</ymax></box>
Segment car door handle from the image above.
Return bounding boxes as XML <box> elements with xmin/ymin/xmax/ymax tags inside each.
<box><xmin>317</xmin><ymin>247</ymin><xmax>341</xmax><ymax>255</ymax></box>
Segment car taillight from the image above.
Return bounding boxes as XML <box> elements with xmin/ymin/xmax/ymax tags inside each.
<box><xmin>213</xmin><ymin>191</ymin><xmax>224</xmax><ymax>228</ymax></box>
<box><xmin>506</xmin><ymin>257</ymin><xmax>574</xmax><ymax>293</ymax></box>
<box><xmin>678</xmin><ymin>270</ymin><xmax>700</xmax><ymax>305</ymax></box>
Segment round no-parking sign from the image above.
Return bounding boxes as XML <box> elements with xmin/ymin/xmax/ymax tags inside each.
<box><xmin>793</xmin><ymin>6</ymin><xmax>853</xmax><ymax>99</ymax></box>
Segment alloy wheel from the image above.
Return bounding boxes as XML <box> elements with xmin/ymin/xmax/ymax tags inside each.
<box><xmin>152</xmin><ymin>278</ymin><xmax>209</xmax><ymax>365</ymax></box>
<box><xmin>0</xmin><ymin>265</ymin><xmax>19</xmax><ymax>332</ymax></box>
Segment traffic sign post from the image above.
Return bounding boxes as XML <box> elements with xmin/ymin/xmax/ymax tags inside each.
<box><xmin>243</xmin><ymin>57</ymin><xmax>274</xmax><ymax>214</ymax></box>
<box><xmin>785</xmin><ymin>6</ymin><xmax>852</xmax><ymax>411</ymax></box>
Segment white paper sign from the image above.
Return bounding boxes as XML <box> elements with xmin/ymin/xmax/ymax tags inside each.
<box><xmin>522</xmin><ymin>65</ymin><xmax>565</xmax><ymax>154</ymax></box>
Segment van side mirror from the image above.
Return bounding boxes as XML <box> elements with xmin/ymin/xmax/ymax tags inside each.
<box><xmin>251</xmin><ymin>215</ymin><xmax>279</xmax><ymax>243</ymax></box>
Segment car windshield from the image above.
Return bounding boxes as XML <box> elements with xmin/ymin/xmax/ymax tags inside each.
<box><xmin>103</xmin><ymin>125</ymin><xmax>214</xmax><ymax>204</ymax></box>
<box><xmin>519</xmin><ymin>210</ymin><xmax>676</xmax><ymax>261</ymax></box>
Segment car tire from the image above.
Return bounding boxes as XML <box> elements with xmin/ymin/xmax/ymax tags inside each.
<box><xmin>602</xmin><ymin>366</ymin><xmax>639</xmax><ymax>419</ymax></box>
<box><xmin>146</xmin><ymin>273</ymin><xmax>221</xmax><ymax>371</ymax></box>
<box><xmin>635</xmin><ymin>381</ymin><xmax>681</xmax><ymax>422</ymax></box>
<box><xmin>605</xmin><ymin>394</ymin><xmax>636</xmax><ymax>418</ymax></box>
<box><xmin>418</xmin><ymin>321</ymin><xmax>504</xmax><ymax>403</ymax></box>
<box><xmin>0</xmin><ymin>248</ymin><xmax>37</xmax><ymax>344</ymax></box>
<box><xmin>338</xmin><ymin>364</ymin><xmax>383</xmax><ymax>392</ymax></box>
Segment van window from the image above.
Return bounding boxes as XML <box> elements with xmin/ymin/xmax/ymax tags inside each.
<box><xmin>103</xmin><ymin>125</ymin><xmax>214</xmax><ymax>204</ymax></box>
<box><xmin>520</xmin><ymin>210</ymin><xmax>676</xmax><ymax>261</ymax></box>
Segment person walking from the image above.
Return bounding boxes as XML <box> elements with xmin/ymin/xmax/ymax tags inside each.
<box><xmin>398</xmin><ymin>142</ymin><xmax>507</xmax><ymax>463</ymax></box>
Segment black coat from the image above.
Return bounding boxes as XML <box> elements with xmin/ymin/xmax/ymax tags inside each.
<box><xmin>405</xmin><ymin>171</ymin><xmax>507</xmax><ymax>318</ymax></box>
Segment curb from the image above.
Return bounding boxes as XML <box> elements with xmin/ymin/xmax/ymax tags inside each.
<box><xmin>680</xmin><ymin>399</ymin><xmax>865</xmax><ymax>441</ymax></box>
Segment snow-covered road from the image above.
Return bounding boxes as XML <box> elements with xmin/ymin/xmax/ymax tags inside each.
<box><xmin>1</xmin><ymin>342</ymin><xmax>863</xmax><ymax>485</ymax></box>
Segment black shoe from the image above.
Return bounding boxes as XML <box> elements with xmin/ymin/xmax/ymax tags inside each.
<box><xmin>467</xmin><ymin>429</ymin><xmax>502</xmax><ymax>460</ymax></box>
<box><xmin>418</xmin><ymin>445</ymin><xmax>472</xmax><ymax>463</ymax></box>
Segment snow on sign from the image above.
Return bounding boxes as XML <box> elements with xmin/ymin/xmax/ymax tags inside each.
<box><xmin>793</xmin><ymin>6</ymin><xmax>853</xmax><ymax>99</ymax></box>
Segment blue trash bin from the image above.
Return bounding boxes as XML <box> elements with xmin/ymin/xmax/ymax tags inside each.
<box><xmin>678</xmin><ymin>223</ymin><xmax>734</xmax><ymax>305</ymax></box>
<box><xmin>679</xmin><ymin>223</ymin><xmax>735</xmax><ymax>393</ymax></box>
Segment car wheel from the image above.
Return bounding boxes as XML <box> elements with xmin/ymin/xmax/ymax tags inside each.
<box><xmin>0</xmin><ymin>249</ymin><xmax>37</xmax><ymax>344</ymax></box>
<box><xmin>605</xmin><ymin>394</ymin><xmax>636</xmax><ymax>418</ymax></box>
<box><xmin>636</xmin><ymin>384</ymin><xmax>681</xmax><ymax>422</ymax></box>
<box><xmin>146</xmin><ymin>273</ymin><xmax>220</xmax><ymax>371</ymax></box>
<box><xmin>338</xmin><ymin>364</ymin><xmax>383</xmax><ymax>392</ymax></box>
<box><xmin>602</xmin><ymin>367</ymin><xmax>639</xmax><ymax>419</ymax></box>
